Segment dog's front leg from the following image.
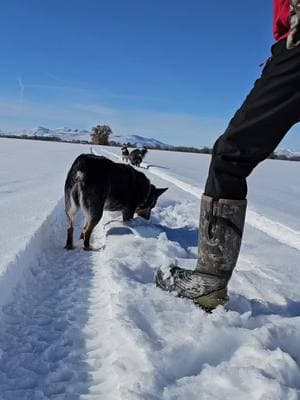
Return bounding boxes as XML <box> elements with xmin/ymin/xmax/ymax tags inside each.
<box><xmin>122</xmin><ymin>207</ymin><xmax>135</xmax><ymax>222</ymax></box>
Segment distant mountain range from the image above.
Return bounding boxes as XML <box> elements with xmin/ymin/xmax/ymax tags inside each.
<box><xmin>2</xmin><ymin>126</ymin><xmax>90</xmax><ymax>142</ymax></box>
<box><xmin>0</xmin><ymin>126</ymin><xmax>299</xmax><ymax>158</ymax></box>
<box><xmin>275</xmin><ymin>148</ymin><xmax>300</xmax><ymax>159</ymax></box>
<box><xmin>110</xmin><ymin>134</ymin><xmax>173</xmax><ymax>149</ymax></box>
<box><xmin>0</xmin><ymin>126</ymin><xmax>173</xmax><ymax>149</ymax></box>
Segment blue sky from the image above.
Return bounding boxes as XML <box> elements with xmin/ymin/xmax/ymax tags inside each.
<box><xmin>1</xmin><ymin>0</ymin><xmax>300</xmax><ymax>149</ymax></box>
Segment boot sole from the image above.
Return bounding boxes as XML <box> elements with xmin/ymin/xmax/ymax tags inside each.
<box><xmin>193</xmin><ymin>288</ymin><xmax>228</xmax><ymax>312</ymax></box>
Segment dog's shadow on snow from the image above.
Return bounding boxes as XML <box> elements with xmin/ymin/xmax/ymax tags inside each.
<box><xmin>159</xmin><ymin>225</ymin><xmax>198</xmax><ymax>252</ymax></box>
<box><xmin>141</xmin><ymin>163</ymin><xmax>170</xmax><ymax>170</ymax></box>
<box><xmin>106</xmin><ymin>226</ymin><xmax>134</xmax><ymax>236</ymax></box>
<box><xmin>132</xmin><ymin>221</ymin><xmax>199</xmax><ymax>252</ymax></box>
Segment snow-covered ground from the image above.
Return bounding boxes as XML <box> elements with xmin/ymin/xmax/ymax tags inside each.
<box><xmin>0</xmin><ymin>138</ymin><xmax>299</xmax><ymax>400</ymax></box>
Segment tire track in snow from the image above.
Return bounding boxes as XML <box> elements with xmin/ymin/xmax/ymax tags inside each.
<box><xmin>0</xmin><ymin>199</ymin><xmax>162</xmax><ymax>399</ymax></box>
<box><xmin>0</xmin><ymin>201</ymin><xmax>96</xmax><ymax>399</ymax></box>
<box><xmin>0</xmin><ymin>200</ymin><xmax>128</xmax><ymax>399</ymax></box>
<box><xmin>96</xmin><ymin>148</ymin><xmax>300</xmax><ymax>252</ymax></box>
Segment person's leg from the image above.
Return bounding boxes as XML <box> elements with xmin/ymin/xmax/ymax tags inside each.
<box><xmin>205</xmin><ymin>40</ymin><xmax>300</xmax><ymax>200</ymax></box>
<box><xmin>156</xmin><ymin>40</ymin><xmax>300</xmax><ymax>310</ymax></box>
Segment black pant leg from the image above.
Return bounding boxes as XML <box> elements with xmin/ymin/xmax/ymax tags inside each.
<box><xmin>205</xmin><ymin>40</ymin><xmax>300</xmax><ymax>200</ymax></box>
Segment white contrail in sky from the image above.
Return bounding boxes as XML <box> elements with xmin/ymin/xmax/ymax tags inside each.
<box><xmin>17</xmin><ymin>76</ymin><xmax>25</xmax><ymax>102</ymax></box>
<box><xmin>46</xmin><ymin>72</ymin><xmax>65</xmax><ymax>83</ymax></box>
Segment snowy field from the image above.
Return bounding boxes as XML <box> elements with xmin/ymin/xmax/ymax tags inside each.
<box><xmin>0</xmin><ymin>138</ymin><xmax>300</xmax><ymax>400</ymax></box>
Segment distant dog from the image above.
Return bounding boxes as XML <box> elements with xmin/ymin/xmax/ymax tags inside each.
<box><xmin>121</xmin><ymin>145</ymin><xmax>129</xmax><ymax>163</ymax></box>
<box><xmin>64</xmin><ymin>154</ymin><xmax>167</xmax><ymax>250</ymax></box>
<box><xmin>129</xmin><ymin>146</ymin><xmax>148</xmax><ymax>167</ymax></box>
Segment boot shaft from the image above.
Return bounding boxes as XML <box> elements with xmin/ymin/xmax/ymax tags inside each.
<box><xmin>155</xmin><ymin>195</ymin><xmax>247</xmax><ymax>311</ymax></box>
<box><xmin>197</xmin><ymin>195</ymin><xmax>247</xmax><ymax>279</ymax></box>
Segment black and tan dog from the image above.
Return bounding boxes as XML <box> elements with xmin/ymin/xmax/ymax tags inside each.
<box><xmin>64</xmin><ymin>154</ymin><xmax>167</xmax><ymax>250</ymax></box>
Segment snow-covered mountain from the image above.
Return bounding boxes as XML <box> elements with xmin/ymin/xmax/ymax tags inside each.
<box><xmin>11</xmin><ymin>126</ymin><xmax>90</xmax><ymax>142</ymax></box>
<box><xmin>111</xmin><ymin>134</ymin><xmax>173</xmax><ymax>149</ymax></box>
<box><xmin>275</xmin><ymin>148</ymin><xmax>300</xmax><ymax>159</ymax></box>
<box><xmin>1</xmin><ymin>126</ymin><xmax>173</xmax><ymax>148</ymax></box>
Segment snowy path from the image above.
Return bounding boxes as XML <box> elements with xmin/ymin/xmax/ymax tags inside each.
<box><xmin>0</xmin><ymin>140</ymin><xmax>300</xmax><ymax>399</ymax></box>
<box><xmin>0</xmin><ymin>190</ymin><xmax>300</xmax><ymax>399</ymax></box>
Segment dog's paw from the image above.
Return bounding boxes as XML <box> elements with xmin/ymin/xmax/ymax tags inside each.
<box><xmin>83</xmin><ymin>245</ymin><xmax>105</xmax><ymax>252</ymax></box>
<box><xmin>83</xmin><ymin>245</ymin><xmax>93</xmax><ymax>251</ymax></box>
<box><xmin>64</xmin><ymin>244</ymin><xmax>75</xmax><ymax>250</ymax></box>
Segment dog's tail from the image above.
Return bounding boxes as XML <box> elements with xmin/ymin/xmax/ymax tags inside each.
<box><xmin>75</xmin><ymin>170</ymin><xmax>84</xmax><ymax>183</ymax></box>
<box><xmin>65</xmin><ymin>169</ymin><xmax>84</xmax><ymax>216</ymax></box>
<box><xmin>71</xmin><ymin>170</ymin><xmax>85</xmax><ymax>209</ymax></box>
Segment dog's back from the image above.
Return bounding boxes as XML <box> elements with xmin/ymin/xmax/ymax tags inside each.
<box><xmin>65</xmin><ymin>154</ymin><xmax>109</xmax><ymax>213</ymax></box>
<box><xmin>129</xmin><ymin>149</ymin><xmax>144</xmax><ymax>166</ymax></box>
<box><xmin>65</xmin><ymin>154</ymin><xmax>151</xmax><ymax>208</ymax></box>
<box><xmin>64</xmin><ymin>154</ymin><xmax>152</xmax><ymax>249</ymax></box>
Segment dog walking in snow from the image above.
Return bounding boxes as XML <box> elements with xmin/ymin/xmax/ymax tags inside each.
<box><xmin>129</xmin><ymin>146</ymin><xmax>148</xmax><ymax>167</ymax></box>
<box><xmin>121</xmin><ymin>145</ymin><xmax>129</xmax><ymax>163</ymax></box>
<box><xmin>64</xmin><ymin>154</ymin><xmax>167</xmax><ymax>250</ymax></box>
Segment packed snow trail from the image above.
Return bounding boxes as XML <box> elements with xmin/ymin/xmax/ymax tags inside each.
<box><xmin>1</xmin><ymin>140</ymin><xmax>300</xmax><ymax>399</ymax></box>
<box><xmin>1</xmin><ymin>191</ymin><xmax>300</xmax><ymax>398</ymax></box>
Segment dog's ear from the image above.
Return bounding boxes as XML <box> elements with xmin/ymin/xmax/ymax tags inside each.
<box><xmin>155</xmin><ymin>187</ymin><xmax>168</xmax><ymax>197</ymax></box>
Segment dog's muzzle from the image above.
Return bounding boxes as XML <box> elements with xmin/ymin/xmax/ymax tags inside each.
<box><xmin>136</xmin><ymin>208</ymin><xmax>151</xmax><ymax>220</ymax></box>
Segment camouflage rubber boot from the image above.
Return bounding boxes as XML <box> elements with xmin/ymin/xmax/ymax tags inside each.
<box><xmin>155</xmin><ymin>195</ymin><xmax>247</xmax><ymax>311</ymax></box>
